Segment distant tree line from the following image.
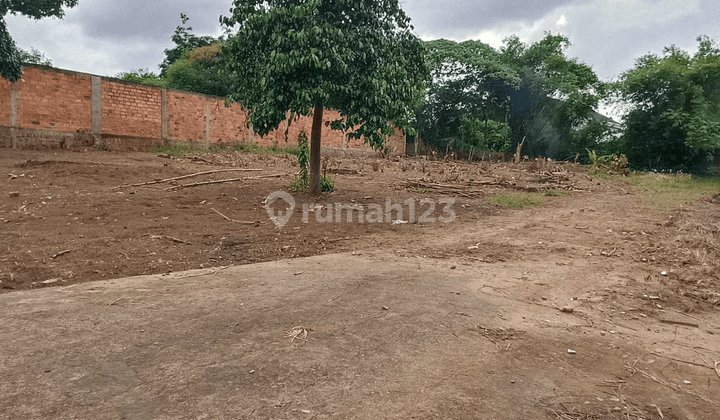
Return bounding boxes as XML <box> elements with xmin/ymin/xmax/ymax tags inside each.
<box><xmin>2</xmin><ymin>5</ymin><xmax>718</xmax><ymax>175</ymax></box>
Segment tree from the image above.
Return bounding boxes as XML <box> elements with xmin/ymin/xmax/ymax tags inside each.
<box><xmin>617</xmin><ymin>36</ymin><xmax>720</xmax><ymax>172</ymax></box>
<box><xmin>120</xmin><ymin>15</ymin><xmax>231</xmax><ymax>96</ymax></box>
<box><xmin>117</xmin><ymin>68</ymin><xmax>167</xmax><ymax>87</ymax></box>
<box><xmin>1</xmin><ymin>0</ymin><xmax>78</xmax><ymax>81</ymax></box>
<box><xmin>418</xmin><ymin>34</ymin><xmax>608</xmax><ymax>161</ymax></box>
<box><xmin>418</xmin><ymin>39</ymin><xmax>517</xmax><ymax>152</ymax></box>
<box><xmin>164</xmin><ymin>42</ymin><xmax>231</xmax><ymax>96</ymax></box>
<box><xmin>18</xmin><ymin>47</ymin><xmax>52</xmax><ymax>66</ymax></box>
<box><xmin>500</xmin><ymin>34</ymin><xmax>608</xmax><ymax>159</ymax></box>
<box><xmin>160</xmin><ymin>14</ymin><xmax>219</xmax><ymax>77</ymax></box>
<box><xmin>221</xmin><ymin>0</ymin><xmax>427</xmax><ymax>193</ymax></box>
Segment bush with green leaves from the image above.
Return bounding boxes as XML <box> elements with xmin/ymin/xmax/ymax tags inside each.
<box><xmin>587</xmin><ymin>150</ymin><xmax>629</xmax><ymax>176</ymax></box>
<box><xmin>290</xmin><ymin>132</ymin><xmax>334</xmax><ymax>192</ymax></box>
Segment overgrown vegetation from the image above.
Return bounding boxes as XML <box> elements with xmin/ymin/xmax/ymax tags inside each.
<box><xmin>615</xmin><ymin>36</ymin><xmax>720</xmax><ymax>173</ymax></box>
<box><xmin>586</xmin><ymin>150</ymin><xmax>630</xmax><ymax>177</ymax></box>
<box><xmin>419</xmin><ymin>35</ymin><xmax>609</xmax><ymax>161</ymax></box>
<box><xmin>150</xmin><ymin>142</ymin><xmax>300</xmax><ymax>158</ymax></box>
<box><xmin>289</xmin><ymin>132</ymin><xmax>334</xmax><ymax>192</ymax></box>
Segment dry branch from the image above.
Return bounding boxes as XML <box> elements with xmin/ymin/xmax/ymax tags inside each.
<box><xmin>666</xmin><ymin>307</ymin><xmax>720</xmax><ymax>329</ymax></box>
<box><xmin>403</xmin><ymin>180</ymin><xmax>485</xmax><ymax>198</ymax></box>
<box><xmin>112</xmin><ymin>168</ymin><xmax>262</xmax><ymax>189</ymax></box>
<box><xmin>148</xmin><ymin>234</ymin><xmax>190</xmax><ymax>245</ymax></box>
<box><xmin>51</xmin><ymin>250</ymin><xmax>71</xmax><ymax>259</ymax></box>
<box><xmin>165</xmin><ymin>173</ymin><xmax>287</xmax><ymax>190</ymax></box>
<box><xmin>211</xmin><ymin>208</ymin><xmax>257</xmax><ymax>225</ymax></box>
<box><xmin>659</xmin><ymin>319</ymin><xmax>699</xmax><ymax>328</ymax></box>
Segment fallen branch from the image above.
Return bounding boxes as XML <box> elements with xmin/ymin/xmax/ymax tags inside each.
<box><xmin>107</xmin><ymin>297</ymin><xmax>125</xmax><ymax>307</ymax></box>
<box><xmin>147</xmin><ymin>234</ymin><xmax>190</xmax><ymax>245</ymax></box>
<box><xmin>403</xmin><ymin>180</ymin><xmax>485</xmax><ymax>198</ymax></box>
<box><xmin>650</xmin><ymin>352</ymin><xmax>714</xmax><ymax>370</ymax></box>
<box><xmin>666</xmin><ymin>307</ymin><xmax>720</xmax><ymax>329</ymax></box>
<box><xmin>211</xmin><ymin>208</ymin><xmax>257</xmax><ymax>225</ymax></box>
<box><xmin>51</xmin><ymin>250</ymin><xmax>71</xmax><ymax>259</ymax></box>
<box><xmin>111</xmin><ymin>168</ymin><xmax>263</xmax><ymax>189</ymax></box>
<box><xmin>165</xmin><ymin>173</ymin><xmax>287</xmax><ymax>190</ymax></box>
<box><xmin>659</xmin><ymin>319</ymin><xmax>699</xmax><ymax>328</ymax></box>
<box><xmin>325</xmin><ymin>236</ymin><xmax>357</xmax><ymax>243</ymax></box>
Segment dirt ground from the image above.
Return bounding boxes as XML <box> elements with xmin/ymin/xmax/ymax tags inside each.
<box><xmin>1</xmin><ymin>148</ymin><xmax>720</xmax><ymax>419</ymax></box>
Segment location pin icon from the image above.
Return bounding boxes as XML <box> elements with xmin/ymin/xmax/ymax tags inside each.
<box><xmin>265</xmin><ymin>191</ymin><xmax>296</xmax><ymax>229</ymax></box>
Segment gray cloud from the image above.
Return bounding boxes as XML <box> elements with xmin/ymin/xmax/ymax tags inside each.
<box><xmin>4</xmin><ymin>0</ymin><xmax>720</xmax><ymax>83</ymax></box>
<box><xmin>64</xmin><ymin>0</ymin><xmax>229</xmax><ymax>41</ymax></box>
<box><xmin>401</xmin><ymin>0</ymin><xmax>574</xmax><ymax>39</ymax></box>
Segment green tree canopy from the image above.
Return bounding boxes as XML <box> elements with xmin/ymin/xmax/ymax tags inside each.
<box><xmin>160</xmin><ymin>13</ymin><xmax>220</xmax><ymax>77</ymax></box>
<box><xmin>18</xmin><ymin>47</ymin><xmax>52</xmax><ymax>66</ymax></box>
<box><xmin>221</xmin><ymin>0</ymin><xmax>427</xmax><ymax>193</ymax></box>
<box><xmin>120</xmin><ymin>15</ymin><xmax>231</xmax><ymax>97</ymax></box>
<box><xmin>1</xmin><ymin>0</ymin><xmax>78</xmax><ymax>81</ymax></box>
<box><xmin>164</xmin><ymin>42</ymin><xmax>231</xmax><ymax>97</ymax></box>
<box><xmin>419</xmin><ymin>34</ymin><xmax>609</xmax><ymax>161</ymax></box>
<box><xmin>617</xmin><ymin>36</ymin><xmax>720</xmax><ymax>172</ymax></box>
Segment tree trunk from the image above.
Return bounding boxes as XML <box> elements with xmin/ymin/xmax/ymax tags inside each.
<box><xmin>514</xmin><ymin>136</ymin><xmax>525</xmax><ymax>164</ymax></box>
<box><xmin>309</xmin><ymin>105</ymin><xmax>324</xmax><ymax>194</ymax></box>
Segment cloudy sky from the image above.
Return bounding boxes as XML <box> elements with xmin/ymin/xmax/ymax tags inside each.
<box><xmin>6</xmin><ymin>0</ymin><xmax>718</xmax><ymax>82</ymax></box>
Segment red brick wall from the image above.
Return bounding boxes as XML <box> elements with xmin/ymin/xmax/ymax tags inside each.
<box><xmin>1</xmin><ymin>66</ymin><xmax>410</xmax><ymax>154</ymax></box>
<box><xmin>257</xmin><ymin>108</ymin><xmax>375</xmax><ymax>150</ymax></box>
<box><xmin>0</xmin><ymin>77</ymin><xmax>10</xmax><ymax>125</ymax></box>
<box><xmin>16</xmin><ymin>67</ymin><xmax>92</xmax><ymax>132</ymax></box>
<box><xmin>167</xmin><ymin>91</ymin><xmax>206</xmax><ymax>143</ymax></box>
<box><xmin>209</xmin><ymin>99</ymin><xmax>248</xmax><ymax>144</ymax></box>
<box><xmin>101</xmin><ymin>79</ymin><xmax>161</xmax><ymax>138</ymax></box>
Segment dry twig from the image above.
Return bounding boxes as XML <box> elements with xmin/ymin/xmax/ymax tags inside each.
<box><xmin>165</xmin><ymin>173</ymin><xmax>287</xmax><ymax>190</ymax></box>
<box><xmin>51</xmin><ymin>250</ymin><xmax>71</xmax><ymax>259</ymax></box>
<box><xmin>148</xmin><ymin>234</ymin><xmax>190</xmax><ymax>245</ymax></box>
<box><xmin>111</xmin><ymin>168</ymin><xmax>262</xmax><ymax>189</ymax></box>
<box><xmin>211</xmin><ymin>208</ymin><xmax>257</xmax><ymax>225</ymax></box>
<box><xmin>284</xmin><ymin>326</ymin><xmax>312</xmax><ymax>342</ymax></box>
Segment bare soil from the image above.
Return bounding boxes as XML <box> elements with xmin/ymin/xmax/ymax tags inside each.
<box><xmin>1</xmin><ymin>148</ymin><xmax>719</xmax><ymax>419</ymax></box>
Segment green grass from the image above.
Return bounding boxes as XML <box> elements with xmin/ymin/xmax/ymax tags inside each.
<box><xmin>542</xmin><ymin>189</ymin><xmax>570</xmax><ymax>197</ymax></box>
<box><xmin>150</xmin><ymin>142</ymin><xmax>300</xmax><ymax>157</ymax></box>
<box><xmin>407</xmin><ymin>187</ymin><xmax>429</xmax><ymax>194</ymax></box>
<box><xmin>620</xmin><ymin>172</ymin><xmax>720</xmax><ymax>212</ymax></box>
<box><xmin>486</xmin><ymin>192</ymin><xmax>546</xmax><ymax>209</ymax></box>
